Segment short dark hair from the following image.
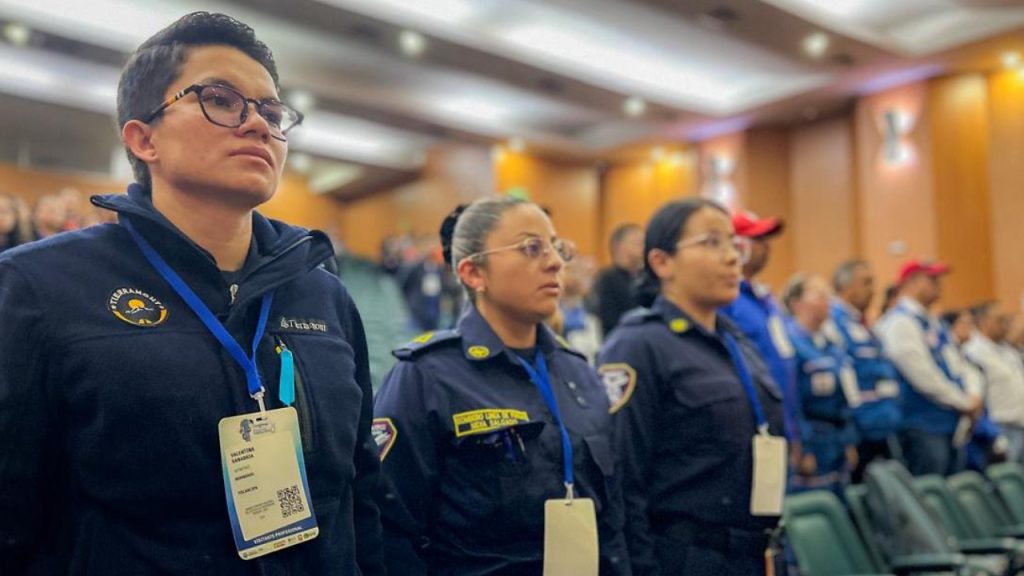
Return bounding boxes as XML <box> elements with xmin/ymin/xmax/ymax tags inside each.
<box><xmin>117</xmin><ymin>12</ymin><xmax>279</xmax><ymax>192</ymax></box>
<box><xmin>635</xmin><ymin>198</ymin><xmax>727</xmax><ymax>307</ymax></box>
<box><xmin>969</xmin><ymin>300</ymin><xmax>997</xmax><ymax>321</ymax></box>
<box><xmin>781</xmin><ymin>273</ymin><xmax>809</xmax><ymax>315</ymax></box>
<box><xmin>609</xmin><ymin>223</ymin><xmax>641</xmax><ymax>254</ymax></box>
<box><xmin>941</xmin><ymin>308</ymin><xmax>968</xmax><ymax>327</ymax></box>
<box><xmin>832</xmin><ymin>259</ymin><xmax>868</xmax><ymax>292</ymax></box>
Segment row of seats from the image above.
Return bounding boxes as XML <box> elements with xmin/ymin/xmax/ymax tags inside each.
<box><xmin>786</xmin><ymin>462</ymin><xmax>1024</xmax><ymax>575</ymax></box>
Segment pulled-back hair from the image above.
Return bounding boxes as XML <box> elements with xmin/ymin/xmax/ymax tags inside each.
<box><xmin>439</xmin><ymin>196</ymin><xmax>529</xmax><ymax>298</ymax></box>
<box><xmin>117</xmin><ymin>12</ymin><xmax>279</xmax><ymax>192</ymax></box>
<box><xmin>636</xmin><ymin>198</ymin><xmax>728</xmax><ymax>307</ymax></box>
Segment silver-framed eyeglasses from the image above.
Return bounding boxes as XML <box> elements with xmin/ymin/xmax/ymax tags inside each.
<box><xmin>677</xmin><ymin>232</ymin><xmax>751</xmax><ymax>263</ymax></box>
<box><xmin>465</xmin><ymin>236</ymin><xmax>576</xmax><ymax>263</ymax></box>
<box><xmin>143</xmin><ymin>83</ymin><xmax>303</xmax><ymax>142</ymax></box>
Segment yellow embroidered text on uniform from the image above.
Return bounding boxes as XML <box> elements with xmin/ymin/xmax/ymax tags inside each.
<box><xmin>453</xmin><ymin>408</ymin><xmax>529</xmax><ymax>437</ymax></box>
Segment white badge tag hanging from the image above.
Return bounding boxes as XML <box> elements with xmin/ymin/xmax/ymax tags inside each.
<box><xmin>219</xmin><ymin>407</ymin><xmax>318</xmax><ymax>559</ymax></box>
<box><xmin>839</xmin><ymin>365</ymin><xmax>863</xmax><ymax>408</ymax></box>
<box><xmin>768</xmin><ymin>315</ymin><xmax>795</xmax><ymax>358</ymax></box>
<box><xmin>544</xmin><ymin>488</ymin><xmax>599</xmax><ymax>576</ymax></box>
<box><xmin>751</xmin><ymin>431</ymin><xmax>787</xmax><ymax>516</ymax></box>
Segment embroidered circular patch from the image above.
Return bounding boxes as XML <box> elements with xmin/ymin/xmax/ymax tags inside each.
<box><xmin>108</xmin><ymin>287</ymin><xmax>168</xmax><ymax>327</ymax></box>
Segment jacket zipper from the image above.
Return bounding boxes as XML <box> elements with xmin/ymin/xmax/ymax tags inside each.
<box><xmin>275</xmin><ymin>335</ymin><xmax>315</xmax><ymax>451</ymax></box>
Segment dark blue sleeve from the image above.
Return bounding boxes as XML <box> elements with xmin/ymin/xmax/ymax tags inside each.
<box><xmin>340</xmin><ymin>293</ymin><xmax>386</xmax><ymax>576</ymax></box>
<box><xmin>374</xmin><ymin>359</ymin><xmax>440</xmax><ymax>576</ymax></box>
<box><xmin>0</xmin><ymin>262</ymin><xmax>57</xmax><ymax>575</ymax></box>
<box><xmin>598</xmin><ymin>331</ymin><xmax>661</xmax><ymax>576</ymax></box>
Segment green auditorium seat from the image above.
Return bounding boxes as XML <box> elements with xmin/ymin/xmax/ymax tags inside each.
<box><xmin>948</xmin><ymin>471</ymin><xmax>1024</xmax><ymax>540</ymax></box>
<box><xmin>988</xmin><ymin>463</ymin><xmax>1024</xmax><ymax>524</ymax></box>
<box><xmin>784</xmin><ymin>490</ymin><xmax>894</xmax><ymax>575</ymax></box>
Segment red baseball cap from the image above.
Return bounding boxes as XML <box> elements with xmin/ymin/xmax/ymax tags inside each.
<box><xmin>732</xmin><ymin>211</ymin><xmax>784</xmax><ymax>239</ymax></box>
<box><xmin>897</xmin><ymin>260</ymin><xmax>950</xmax><ymax>284</ymax></box>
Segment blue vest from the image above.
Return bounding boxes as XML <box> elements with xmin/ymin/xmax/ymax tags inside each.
<box><xmin>891</xmin><ymin>304</ymin><xmax>963</xmax><ymax>436</ymax></box>
<box><xmin>829</xmin><ymin>302</ymin><xmax>902</xmax><ymax>441</ymax></box>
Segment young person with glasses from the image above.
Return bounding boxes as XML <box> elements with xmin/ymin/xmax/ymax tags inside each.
<box><xmin>373</xmin><ymin>196</ymin><xmax>630</xmax><ymax>575</ymax></box>
<box><xmin>0</xmin><ymin>12</ymin><xmax>383</xmax><ymax>576</ymax></box>
<box><xmin>597</xmin><ymin>198</ymin><xmax>786</xmax><ymax>576</ymax></box>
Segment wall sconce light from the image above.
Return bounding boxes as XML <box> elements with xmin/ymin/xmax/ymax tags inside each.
<box><xmin>880</xmin><ymin>108</ymin><xmax>915</xmax><ymax>166</ymax></box>
<box><xmin>703</xmin><ymin>153</ymin><xmax>736</xmax><ymax>207</ymax></box>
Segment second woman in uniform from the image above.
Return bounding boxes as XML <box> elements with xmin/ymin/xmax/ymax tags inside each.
<box><xmin>374</xmin><ymin>196</ymin><xmax>629</xmax><ymax>575</ymax></box>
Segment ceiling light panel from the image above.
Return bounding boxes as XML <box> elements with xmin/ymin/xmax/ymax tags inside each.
<box><xmin>319</xmin><ymin>0</ymin><xmax>830</xmax><ymax>116</ymax></box>
<box><xmin>763</xmin><ymin>0</ymin><xmax>1024</xmax><ymax>56</ymax></box>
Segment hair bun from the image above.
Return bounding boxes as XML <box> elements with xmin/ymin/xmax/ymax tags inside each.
<box><xmin>440</xmin><ymin>204</ymin><xmax>469</xmax><ymax>270</ymax></box>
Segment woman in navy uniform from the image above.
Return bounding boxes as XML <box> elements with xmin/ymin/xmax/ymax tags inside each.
<box><xmin>780</xmin><ymin>274</ymin><xmax>859</xmax><ymax>498</ymax></box>
<box><xmin>597</xmin><ymin>198</ymin><xmax>786</xmax><ymax>576</ymax></box>
<box><xmin>374</xmin><ymin>197</ymin><xmax>630</xmax><ymax>575</ymax></box>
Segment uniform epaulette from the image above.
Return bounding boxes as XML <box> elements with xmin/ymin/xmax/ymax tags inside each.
<box><xmin>619</xmin><ymin>308</ymin><xmax>662</xmax><ymax>326</ymax></box>
<box><xmin>552</xmin><ymin>333</ymin><xmax>587</xmax><ymax>361</ymax></box>
<box><xmin>392</xmin><ymin>329</ymin><xmax>462</xmax><ymax>360</ymax></box>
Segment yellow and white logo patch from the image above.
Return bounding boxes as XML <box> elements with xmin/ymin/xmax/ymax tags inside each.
<box><xmin>599</xmin><ymin>363</ymin><xmax>637</xmax><ymax>413</ymax></box>
<box><xmin>453</xmin><ymin>408</ymin><xmax>529</xmax><ymax>437</ymax></box>
<box><xmin>108</xmin><ymin>287</ymin><xmax>168</xmax><ymax>328</ymax></box>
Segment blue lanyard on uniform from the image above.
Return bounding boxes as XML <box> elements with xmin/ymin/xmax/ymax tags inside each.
<box><xmin>722</xmin><ymin>332</ymin><xmax>770</xmax><ymax>436</ymax></box>
<box><xmin>519</xmin><ymin>351</ymin><xmax>576</xmax><ymax>498</ymax></box>
<box><xmin>123</xmin><ymin>219</ymin><xmax>274</xmax><ymax>413</ymax></box>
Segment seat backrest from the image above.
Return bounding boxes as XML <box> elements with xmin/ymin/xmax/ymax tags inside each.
<box><xmin>913</xmin><ymin>475</ymin><xmax>984</xmax><ymax>540</ymax></box>
<box><xmin>784</xmin><ymin>490</ymin><xmax>879</xmax><ymax>576</ymax></box>
<box><xmin>948</xmin><ymin>470</ymin><xmax>1013</xmax><ymax>537</ymax></box>
<box><xmin>987</xmin><ymin>463</ymin><xmax>1024</xmax><ymax>524</ymax></box>
<box><xmin>845</xmin><ymin>484</ymin><xmax>889</xmax><ymax>572</ymax></box>
<box><xmin>863</xmin><ymin>460</ymin><xmax>956</xmax><ymax>562</ymax></box>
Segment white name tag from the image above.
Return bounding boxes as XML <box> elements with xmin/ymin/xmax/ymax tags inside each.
<box><xmin>848</xmin><ymin>323</ymin><xmax>871</xmax><ymax>343</ymax></box>
<box><xmin>810</xmin><ymin>371</ymin><xmax>836</xmax><ymax>396</ymax></box>
<box><xmin>751</xmin><ymin>434</ymin><xmax>788</xmax><ymax>516</ymax></box>
<box><xmin>768</xmin><ymin>316</ymin><xmax>795</xmax><ymax>359</ymax></box>
<box><xmin>219</xmin><ymin>407</ymin><xmax>318</xmax><ymax>560</ymax></box>
<box><xmin>544</xmin><ymin>497</ymin><xmax>599</xmax><ymax>576</ymax></box>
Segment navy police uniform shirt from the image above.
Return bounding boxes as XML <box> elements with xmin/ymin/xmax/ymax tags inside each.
<box><xmin>373</xmin><ymin>305</ymin><xmax>630</xmax><ymax>576</ymax></box>
<box><xmin>597</xmin><ymin>295</ymin><xmax>784</xmax><ymax>576</ymax></box>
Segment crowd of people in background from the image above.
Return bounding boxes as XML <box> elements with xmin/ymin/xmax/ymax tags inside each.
<box><xmin>0</xmin><ymin>187</ymin><xmax>118</xmax><ymax>254</ymax></box>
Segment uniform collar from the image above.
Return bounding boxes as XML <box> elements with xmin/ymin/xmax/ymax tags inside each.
<box><xmin>898</xmin><ymin>296</ymin><xmax>927</xmax><ymax>318</ymax></box>
<box><xmin>651</xmin><ymin>294</ymin><xmax>733</xmax><ymax>340</ymax></box>
<box><xmin>456</xmin><ymin>304</ymin><xmax>558</xmax><ymax>363</ymax></box>
<box><xmin>91</xmin><ymin>184</ymin><xmax>334</xmax><ymax>306</ymax></box>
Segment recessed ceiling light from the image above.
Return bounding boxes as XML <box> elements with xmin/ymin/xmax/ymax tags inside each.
<box><xmin>2</xmin><ymin>22</ymin><xmax>31</xmax><ymax>47</ymax></box>
<box><xmin>623</xmin><ymin>96</ymin><xmax>647</xmax><ymax>117</ymax></box>
<box><xmin>1002</xmin><ymin>51</ymin><xmax>1021</xmax><ymax>69</ymax></box>
<box><xmin>288</xmin><ymin>90</ymin><xmax>317</xmax><ymax>114</ymax></box>
<box><xmin>652</xmin><ymin>147</ymin><xmax>666</xmax><ymax>160</ymax></box>
<box><xmin>508</xmin><ymin>137</ymin><xmax>525</xmax><ymax>152</ymax></box>
<box><xmin>802</xmin><ymin>32</ymin><xmax>830</xmax><ymax>59</ymax></box>
<box><xmin>399</xmin><ymin>29</ymin><xmax>427</xmax><ymax>58</ymax></box>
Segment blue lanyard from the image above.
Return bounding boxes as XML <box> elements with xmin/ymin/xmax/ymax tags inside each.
<box><xmin>722</xmin><ymin>332</ymin><xmax>769</xmax><ymax>435</ymax></box>
<box><xmin>518</xmin><ymin>351</ymin><xmax>576</xmax><ymax>497</ymax></box>
<box><xmin>123</xmin><ymin>219</ymin><xmax>274</xmax><ymax>412</ymax></box>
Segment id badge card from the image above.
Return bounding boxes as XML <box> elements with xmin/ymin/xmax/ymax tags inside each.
<box><xmin>751</xmin><ymin>434</ymin><xmax>788</xmax><ymax>516</ymax></box>
<box><xmin>219</xmin><ymin>407</ymin><xmax>318</xmax><ymax>559</ymax></box>
<box><xmin>839</xmin><ymin>366</ymin><xmax>863</xmax><ymax>408</ymax></box>
<box><xmin>544</xmin><ymin>497</ymin><xmax>599</xmax><ymax>576</ymax></box>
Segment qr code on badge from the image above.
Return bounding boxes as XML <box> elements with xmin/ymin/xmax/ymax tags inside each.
<box><xmin>277</xmin><ymin>485</ymin><xmax>305</xmax><ymax>518</ymax></box>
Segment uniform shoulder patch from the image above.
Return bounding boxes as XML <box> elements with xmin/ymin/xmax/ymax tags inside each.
<box><xmin>371</xmin><ymin>418</ymin><xmax>397</xmax><ymax>461</ymax></box>
<box><xmin>393</xmin><ymin>329</ymin><xmax>461</xmax><ymax>360</ymax></box>
<box><xmin>619</xmin><ymin>308</ymin><xmax>661</xmax><ymax>327</ymax></box>
<box><xmin>598</xmin><ymin>363</ymin><xmax>638</xmax><ymax>414</ymax></box>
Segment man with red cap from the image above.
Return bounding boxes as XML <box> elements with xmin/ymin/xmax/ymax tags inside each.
<box><xmin>876</xmin><ymin>260</ymin><xmax>983</xmax><ymax>476</ymax></box>
<box><xmin>720</xmin><ymin>211</ymin><xmax>804</xmax><ymax>459</ymax></box>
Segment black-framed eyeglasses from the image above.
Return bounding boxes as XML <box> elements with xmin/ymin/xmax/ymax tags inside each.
<box><xmin>142</xmin><ymin>83</ymin><xmax>304</xmax><ymax>142</ymax></box>
<box><xmin>465</xmin><ymin>236</ymin><xmax>576</xmax><ymax>263</ymax></box>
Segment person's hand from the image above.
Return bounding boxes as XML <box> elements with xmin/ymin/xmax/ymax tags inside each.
<box><xmin>846</xmin><ymin>445</ymin><xmax>859</xmax><ymax>471</ymax></box>
<box><xmin>963</xmin><ymin>395</ymin><xmax>984</xmax><ymax>421</ymax></box>
<box><xmin>789</xmin><ymin>442</ymin><xmax>802</xmax><ymax>468</ymax></box>
<box><xmin>799</xmin><ymin>453</ymin><xmax>817</xmax><ymax>476</ymax></box>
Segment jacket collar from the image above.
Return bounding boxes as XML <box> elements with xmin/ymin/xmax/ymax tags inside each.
<box><xmin>91</xmin><ymin>184</ymin><xmax>334</xmax><ymax>306</ymax></box>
